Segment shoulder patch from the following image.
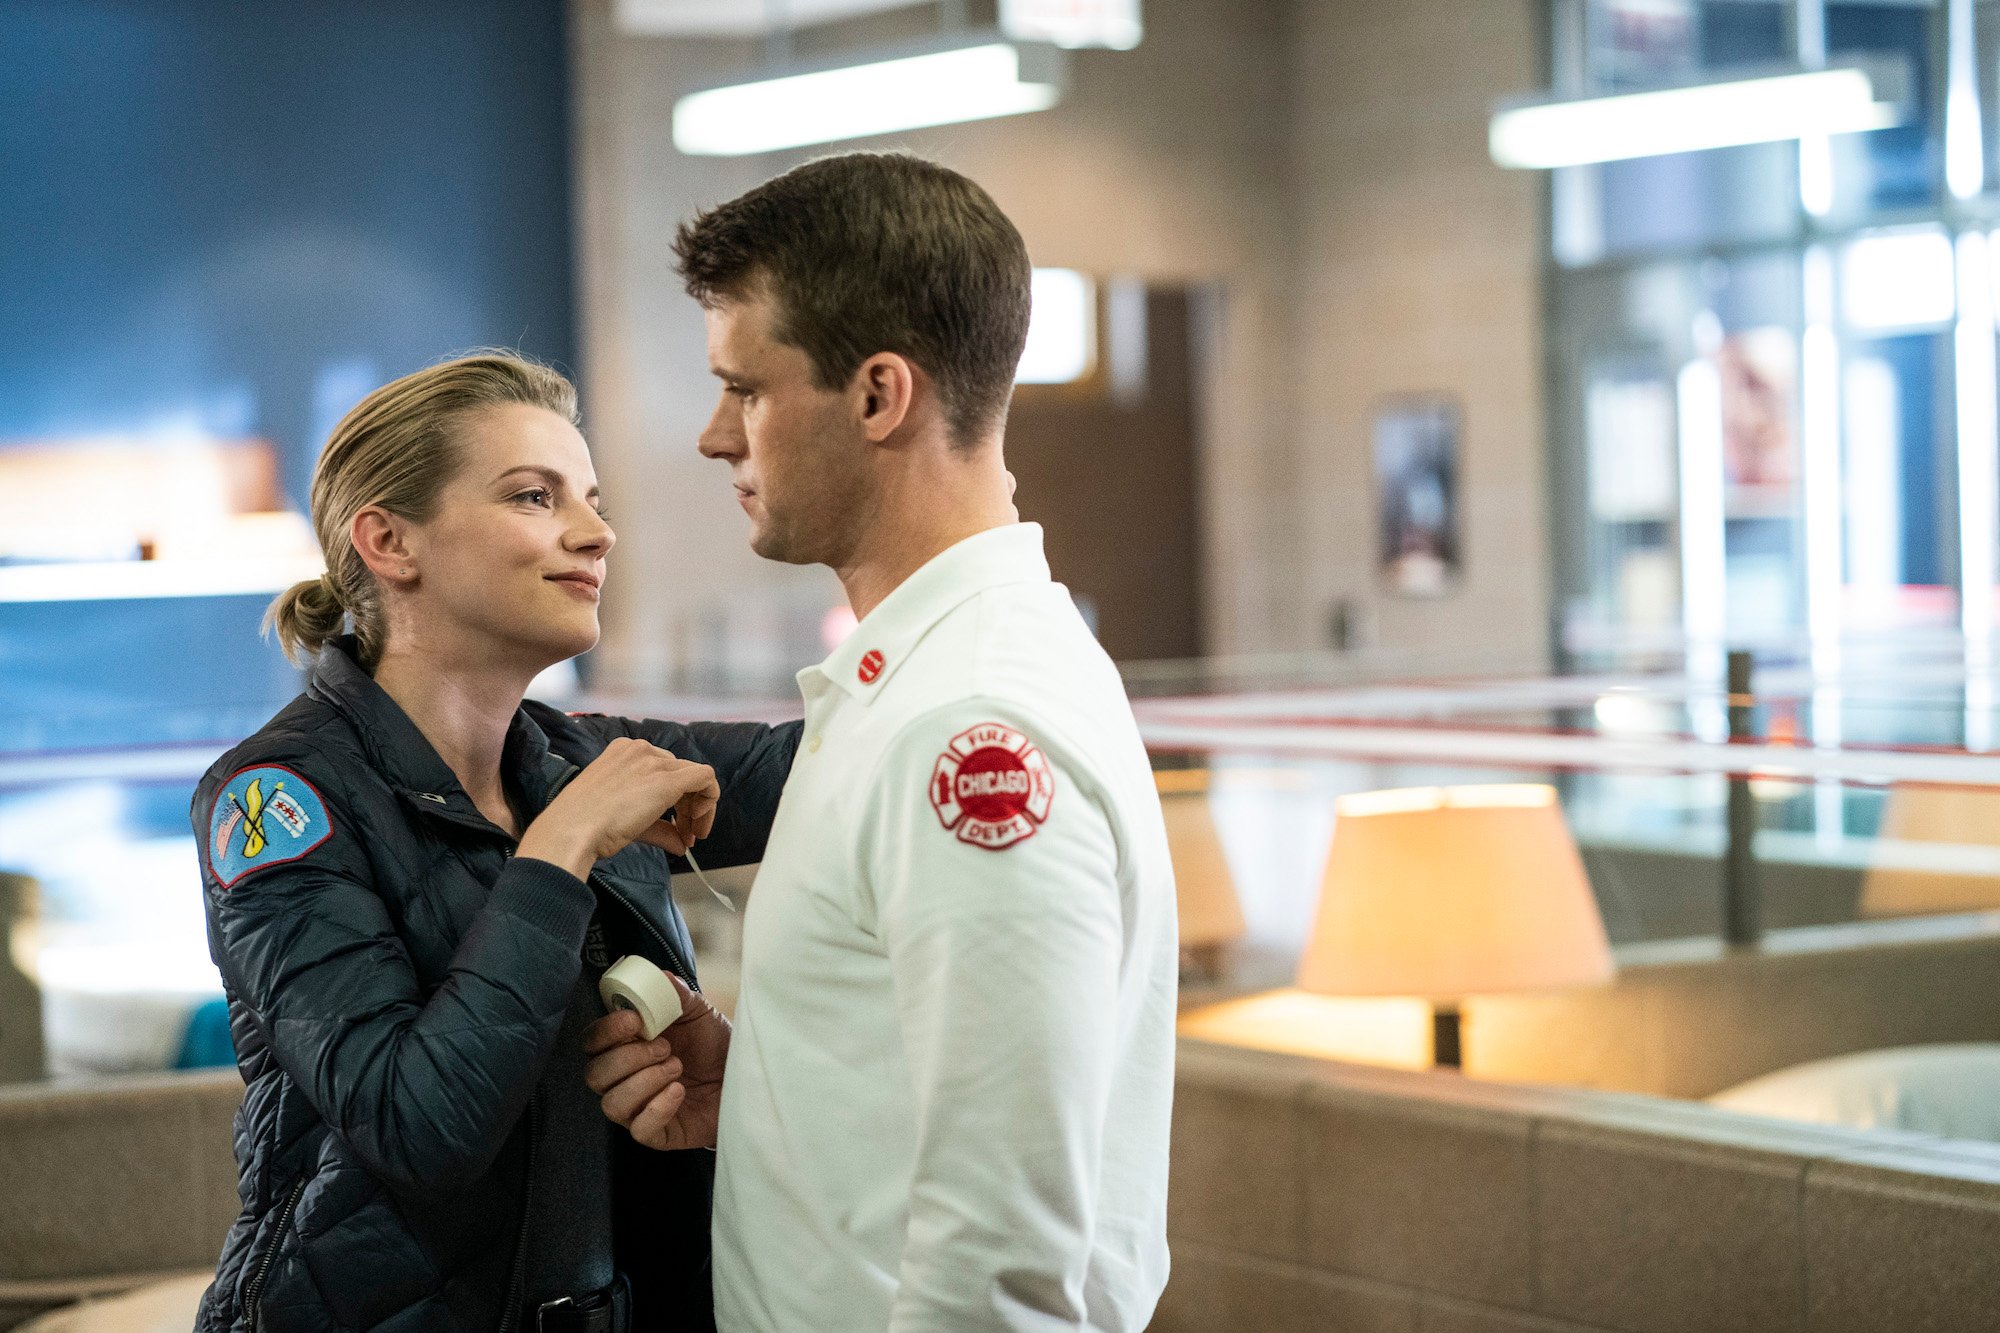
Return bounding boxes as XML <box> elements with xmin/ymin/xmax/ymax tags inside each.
<box><xmin>207</xmin><ymin>765</ymin><xmax>335</xmax><ymax>889</ymax></box>
<box><xmin>928</xmin><ymin>721</ymin><xmax>1056</xmax><ymax>852</ymax></box>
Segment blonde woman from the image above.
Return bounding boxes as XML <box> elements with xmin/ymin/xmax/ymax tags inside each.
<box><xmin>190</xmin><ymin>354</ymin><xmax>794</xmax><ymax>1333</ymax></box>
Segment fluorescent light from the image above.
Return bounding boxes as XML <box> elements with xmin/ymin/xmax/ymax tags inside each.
<box><xmin>1000</xmin><ymin>0</ymin><xmax>1142</xmax><ymax>50</ymax></box>
<box><xmin>1801</xmin><ymin>247</ymin><xmax>1842</xmax><ymax>681</ymax></box>
<box><xmin>1959</xmin><ymin>232</ymin><xmax>1998</xmax><ymax>662</ymax></box>
<box><xmin>1016</xmin><ymin>268</ymin><xmax>1095</xmax><ymax>384</ymax></box>
<box><xmin>673</xmin><ymin>40</ymin><xmax>1063</xmax><ymax>156</ymax></box>
<box><xmin>1677</xmin><ymin>350</ymin><xmax>1728</xmax><ymax>742</ymax></box>
<box><xmin>1796</xmin><ymin>3</ymin><xmax>1834</xmax><ymax>215</ymax></box>
<box><xmin>0</xmin><ymin>554</ymin><xmax>325</xmax><ymax>604</ymax></box>
<box><xmin>1844</xmin><ymin>356</ymin><xmax>1902</xmax><ymax>592</ymax></box>
<box><xmin>1947</xmin><ymin>0</ymin><xmax>1985</xmax><ymax>199</ymax></box>
<box><xmin>616</xmin><ymin>0</ymin><xmax>915</xmax><ymax>38</ymax></box>
<box><xmin>1842</xmin><ymin>229</ymin><xmax>1955</xmax><ymax>331</ymax></box>
<box><xmin>1800</xmin><ymin>133</ymin><xmax>1834</xmax><ymax>217</ymax></box>
<box><xmin>1490</xmin><ymin>64</ymin><xmax>1905</xmax><ymax>169</ymax></box>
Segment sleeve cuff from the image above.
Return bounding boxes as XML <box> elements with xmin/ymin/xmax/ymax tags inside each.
<box><xmin>491</xmin><ymin>855</ymin><xmax>596</xmax><ymax>946</ymax></box>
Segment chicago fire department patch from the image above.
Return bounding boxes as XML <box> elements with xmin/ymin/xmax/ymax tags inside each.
<box><xmin>207</xmin><ymin>765</ymin><xmax>334</xmax><ymax>889</ymax></box>
<box><xmin>929</xmin><ymin>721</ymin><xmax>1055</xmax><ymax>851</ymax></box>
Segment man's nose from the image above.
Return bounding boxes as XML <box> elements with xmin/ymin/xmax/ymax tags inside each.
<box><xmin>698</xmin><ymin>397</ymin><xmax>741</xmax><ymax>459</ymax></box>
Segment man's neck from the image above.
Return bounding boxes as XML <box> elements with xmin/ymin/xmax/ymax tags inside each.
<box><xmin>370</xmin><ymin>636</ymin><xmax>536</xmax><ymax>823</ymax></box>
<box><xmin>834</xmin><ymin>448</ymin><xmax>1017</xmax><ymax>621</ymax></box>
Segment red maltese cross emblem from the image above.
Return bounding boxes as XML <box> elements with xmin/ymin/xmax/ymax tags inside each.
<box><xmin>929</xmin><ymin>721</ymin><xmax>1056</xmax><ymax>851</ymax></box>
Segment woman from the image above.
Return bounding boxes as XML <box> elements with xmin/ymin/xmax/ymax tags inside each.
<box><xmin>190</xmin><ymin>353</ymin><xmax>796</xmax><ymax>1333</ymax></box>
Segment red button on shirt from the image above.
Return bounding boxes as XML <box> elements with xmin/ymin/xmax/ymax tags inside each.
<box><xmin>858</xmin><ymin>650</ymin><xmax>886</xmax><ymax>684</ymax></box>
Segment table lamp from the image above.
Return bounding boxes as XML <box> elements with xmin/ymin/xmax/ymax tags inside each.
<box><xmin>1296</xmin><ymin>783</ymin><xmax>1614</xmax><ymax>1066</ymax></box>
<box><xmin>1155</xmin><ymin>770</ymin><xmax>1248</xmax><ymax>978</ymax></box>
<box><xmin>1859</xmin><ymin>783</ymin><xmax>2000</xmax><ymax>917</ymax></box>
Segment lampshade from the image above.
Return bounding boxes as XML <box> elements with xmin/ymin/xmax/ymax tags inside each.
<box><xmin>1155</xmin><ymin>778</ymin><xmax>1247</xmax><ymax>949</ymax></box>
<box><xmin>1860</xmin><ymin>783</ymin><xmax>2000</xmax><ymax>917</ymax></box>
<box><xmin>1297</xmin><ymin>784</ymin><xmax>1613</xmax><ymax>1001</ymax></box>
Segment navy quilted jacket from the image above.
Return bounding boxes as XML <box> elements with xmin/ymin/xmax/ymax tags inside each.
<box><xmin>188</xmin><ymin>639</ymin><xmax>798</xmax><ymax>1332</ymax></box>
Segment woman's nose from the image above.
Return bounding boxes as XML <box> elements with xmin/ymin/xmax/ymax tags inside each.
<box><xmin>569</xmin><ymin>507</ymin><xmax>615</xmax><ymax>554</ymax></box>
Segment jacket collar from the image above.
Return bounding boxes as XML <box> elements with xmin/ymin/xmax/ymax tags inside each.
<box><xmin>810</xmin><ymin>523</ymin><xmax>1051</xmax><ymax>705</ymax></box>
<box><xmin>307</xmin><ymin>637</ymin><xmax>573</xmax><ymax>830</ymax></box>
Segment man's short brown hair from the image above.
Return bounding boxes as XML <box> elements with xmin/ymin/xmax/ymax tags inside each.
<box><xmin>674</xmin><ymin>152</ymin><xmax>1032</xmax><ymax>445</ymax></box>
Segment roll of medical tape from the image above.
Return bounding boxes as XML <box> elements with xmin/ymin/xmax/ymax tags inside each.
<box><xmin>598</xmin><ymin>955</ymin><xmax>682</xmax><ymax>1039</ymax></box>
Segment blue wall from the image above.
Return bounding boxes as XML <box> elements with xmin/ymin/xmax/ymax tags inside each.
<box><xmin>0</xmin><ymin>0</ymin><xmax>575</xmax><ymax>751</ymax></box>
<box><xmin>0</xmin><ymin>0</ymin><xmax>576</xmax><ymax>503</ymax></box>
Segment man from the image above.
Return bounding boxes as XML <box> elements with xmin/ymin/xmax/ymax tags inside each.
<box><xmin>594</xmin><ymin>152</ymin><xmax>1177</xmax><ymax>1331</ymax></box>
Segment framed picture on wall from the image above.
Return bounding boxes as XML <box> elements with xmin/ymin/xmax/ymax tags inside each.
<box><xmin>1374</xmin><ymin>395</ymin><xmax>1460</xmax><ymax>597</ymax></box>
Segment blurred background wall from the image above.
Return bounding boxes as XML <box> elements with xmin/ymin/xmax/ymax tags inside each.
<box><xmin>570</xmin><ymin>0</ymin><xmax>1549</xmax><ymax>690</ymax></box>
<box><xmin>1287</xmin><ymin>2</ymin><xmax>1549</xmax><ymax>673</ymax></box>
<box><xmin>0</xmin><ymin>0</ymin><xmax>1548</xmax><ymax>721</ymax></box>
<box><xmin>3</xmin><ymin>0</ymin><xmax>577</xmax><ymax>497</ymax></box>
<box><xmin>0</xmin><ymin>0</ymin><xmax>576</xmax><ymax>748</ymax></box>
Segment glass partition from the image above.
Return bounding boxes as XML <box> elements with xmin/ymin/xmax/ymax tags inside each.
<box><xmin>12</xmin><ymin>655</ymin><xmax>2000</xmax><ymax>1088</ymax></box>
<box><xmin>1549</xmin><ymin>0</ymin><xmax>1999</xmax><ymax>683</ymax></box>
<box><xmin>1128</xmin><ymin>658</ymin><xmax>2000</xmax><ymax>999</ymax></box>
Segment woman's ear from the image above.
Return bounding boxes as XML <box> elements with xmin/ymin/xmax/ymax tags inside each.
<box><xmin>854</xmin><ymin>352</ymin><xmax>917</xmax><ymax>443</ymax></box>
<box><xmin>351</xmin><ymin>506</ymin><xmax>417</xmax><ymax>585</ymax></box>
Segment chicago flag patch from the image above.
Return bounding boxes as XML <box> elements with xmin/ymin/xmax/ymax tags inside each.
<box><xmin>929</xmin><ymin>721</ymin><xmax>1056</xmax><ymax>851</ymax></box>
<box><xmin>208</xmin><ymin>765</ymin><xmax>333</xmax><ymax>888</ymax></box>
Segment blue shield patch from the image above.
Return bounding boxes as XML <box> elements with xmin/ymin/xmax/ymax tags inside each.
<box><xmin>208</xmin><ymin>765</ymin><xmax>334</xmax><ymax>889</ymax></box>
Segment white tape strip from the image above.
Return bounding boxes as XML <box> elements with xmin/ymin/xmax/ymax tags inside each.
<box><xmin>681</xmin><ymin>846</ymin><xmax>735</xmax><ymax>912</ymax></box>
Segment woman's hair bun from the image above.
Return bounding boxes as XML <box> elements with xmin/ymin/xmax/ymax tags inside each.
<box><xmin>264</xmin><ymin>572</ymin><xmax>347</xmax><ymax>666</ymax></box>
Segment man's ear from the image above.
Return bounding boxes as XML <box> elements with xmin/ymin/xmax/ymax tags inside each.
<box><xmin>351</xmin><ymin>506</ymin><xmax>418</xmax><ymax>585</ymax></box>
<box><xmin>853</xmin><ymin>352</ymin><xmax>917</xmax><ymax>443</ymax></box>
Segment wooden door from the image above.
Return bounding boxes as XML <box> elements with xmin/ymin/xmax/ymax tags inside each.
<box><xmin>1003</xmin><ymin>284</ymin><xmax>1206</xmax><ymax>663</ymax></box>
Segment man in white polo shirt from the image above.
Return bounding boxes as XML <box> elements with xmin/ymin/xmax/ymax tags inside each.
<box><xmin>593</xmin><ymin>152</ymin><xmax>1177</xmax><ymax>1330</ymax></box>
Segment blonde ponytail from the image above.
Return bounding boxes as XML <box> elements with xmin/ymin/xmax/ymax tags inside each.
<box><xmin>265</xmin><ymin>351</ymin><xmax>579</xmax><ymax>671</ymax></box>
<box><xmin>264</xmin><ymin>573</ymin><xmax>348</xmax><ymax>666</ymax></box>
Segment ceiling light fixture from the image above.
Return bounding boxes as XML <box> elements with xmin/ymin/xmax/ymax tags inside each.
<box><xmin>673</xmin><ymin>34</ymin><xmax>1065</xmax><ymax>156</ymax></box>
<box><xmin>1489</xmin><ymin>61</ymin><xmax>1907</xmax><ymax>170</ymax></box>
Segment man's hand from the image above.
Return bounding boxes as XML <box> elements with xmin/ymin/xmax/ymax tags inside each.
<box><xmin>584</xmin><ymin>971</ymin><xmax>730</xmax><ymax>1150</ymax></box>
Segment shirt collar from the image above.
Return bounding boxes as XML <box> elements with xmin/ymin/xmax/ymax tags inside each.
<box><xmin>811</xmin><ymin>522</ymin><xmax>1052</xmax><ymax>704</ymax></box>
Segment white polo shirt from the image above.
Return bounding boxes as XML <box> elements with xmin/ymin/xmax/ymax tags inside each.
<box><xmin>712</xmin><ymin>522</ymin><xmax>1177</xmax><ymax>1332</ymax></box>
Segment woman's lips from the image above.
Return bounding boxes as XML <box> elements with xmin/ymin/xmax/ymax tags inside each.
<box><xmin>548</xmin><ymin>573</ymin><xmax>601</xmax><ymax>600</ymax></box>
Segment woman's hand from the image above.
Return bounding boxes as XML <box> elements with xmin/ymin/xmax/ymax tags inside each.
<box><xmin>583</xmin><ymin>972</ymin><xmax>730</xmax><ymax>1151</ymax></box>
<box><xmin>517</xmin><ymin>737</ymin><xmax>719</xmax><ymax>880</ymax></box>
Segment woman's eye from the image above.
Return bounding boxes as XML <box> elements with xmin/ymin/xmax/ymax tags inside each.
<box><xmin>514</xmin><ymin>488</ymin><xmax>553</xmax><ymax>507</ymax></box>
